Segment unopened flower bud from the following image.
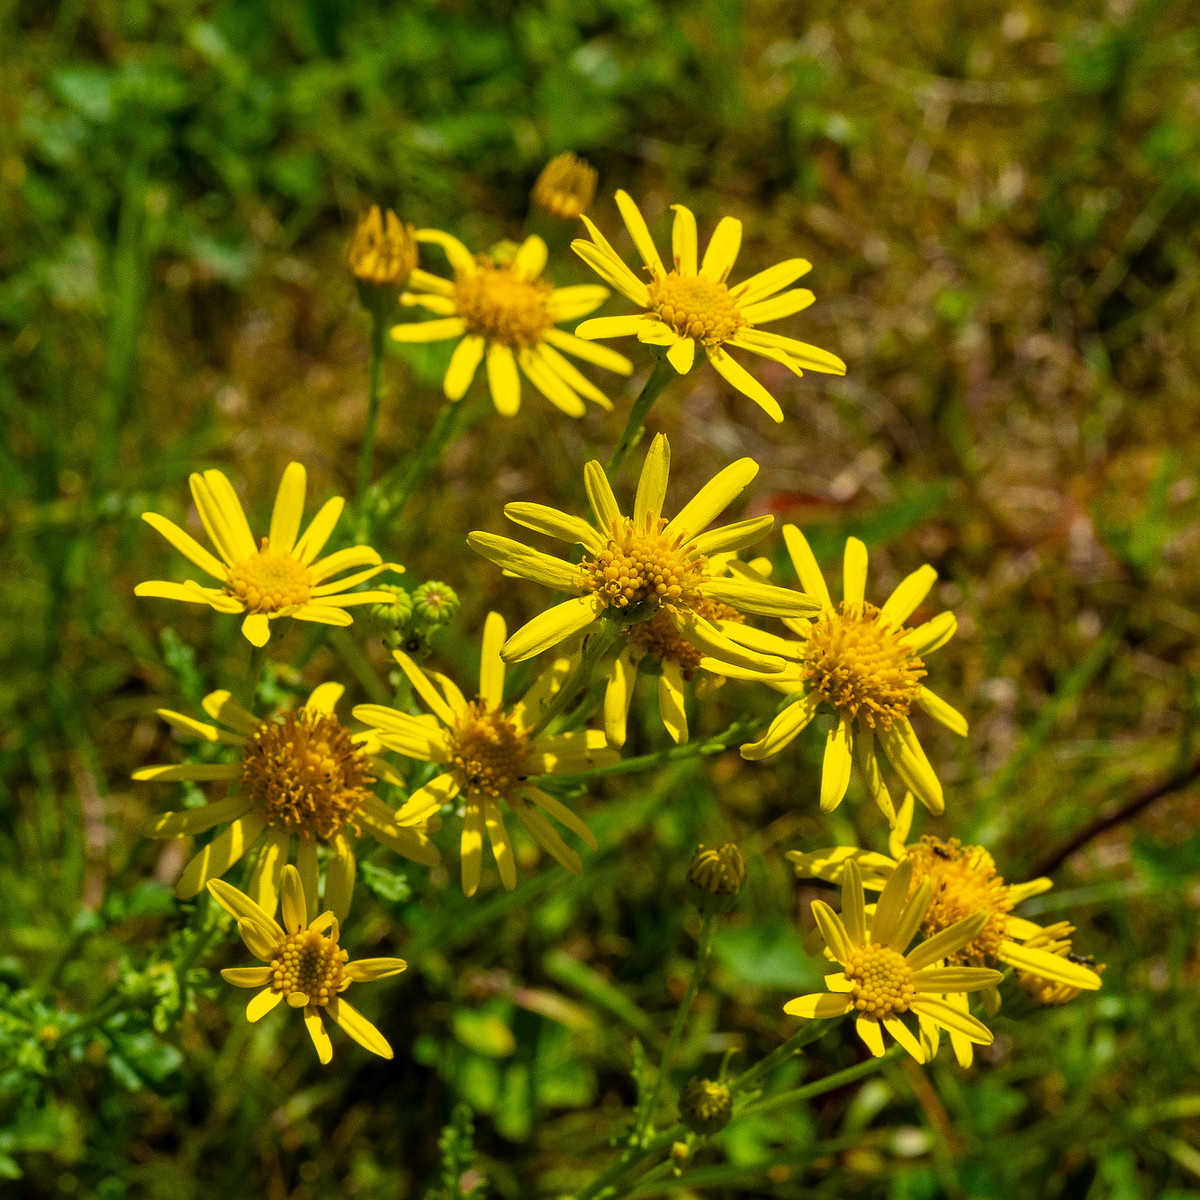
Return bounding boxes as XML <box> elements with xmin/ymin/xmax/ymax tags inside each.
<box><xmin>531</xmin><ymin>152</ymin><xmax>598</xmax><ymax>221</ymax></box>
<box><xmin>686</xmin><ymin>842</ymin><xmax>745</xmax><ymax>915</ymax></box>
<box><xmin>412</xmin><ymin>581</ymin><xmax>460</xmax><ymax>627</ymax></box>
<box><xmin>349</xmin><ymin>206</ymin><xmax>417</xmax><ymax>319</ymax></box>
<box><xmin>370</xmin><ymin>584</ymin><xmax>414</xmax><ymax>630</ymax></box>
<box><xmin>487</xmin><ymin>239</ymin><xmax>522</xmax><ymax>266</ymax></box>
<box><xmin>678</xmin><ymin>1078</ymin><xmax>732</xmax><ymax>1135</ymax></box>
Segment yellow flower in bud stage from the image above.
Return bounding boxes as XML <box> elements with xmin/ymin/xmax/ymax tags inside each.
<box><xmin>353</xmin><ymin>613</ymin><xmax>617</xmax><ymax>897</ymax></box>
<box><xmin>531</xmin><ymin>152</ymin><xmax>598</xmax><ymax>221</ymax></box>
<box><xmin>1016</xmin><ymin>922</ymin><xmax>1106</xmax><ymax>1007</ymax></box>
<box><xmin>136</xmin><ymin>463</ymin><xmax>402</xmax><ymax>647</ymax></box>
<box><xmin>208</xmin><ymin>865</ymin><xmax>404</xmax><ymax>1065</ymax></box>
<box><xmin>467</xmin><ymin>433</ymin><xmax>822</xmax><ymax>670</ymax></box>
<box><xmin>686</xmin><ymin>842</ymin><xmax>746</xmax><ymax>915</ymax></box>
<box><xmin>389</xmin><ymin>231</ymin><xmax>631</xmax><ymax>417</ymax></box>
<box><xmin>739</xmin><ymin>526</ymin><xmax>966</xmax><ymax>823</ymax></box>
<box><xmin>134</xmin><ymin>683</ymin><xmax>440</xmax><ymax>921</ymax></box>
<box><xmin>787</xmin><ymin>792</ymin><xmax>1104</xmax><ymax>1065</ymax></box>
<box><xmin>348</xmin><ymin>205</ymin><xmax>418</xmax><ymax>287</ymax></box>
<box><xmin>571</xmin><ymin>191</ymin><xmax>846</xmax><ymax>422</ymax></box>
<box><xmin>785</xmin><ymin>858</ymin><xmax>1002</xmax><ymax>1064</ymax></box>
<box><xmin>603</xmin><ymin>553</ymin><xmax>774</xmax><ymax>747</ymax></box>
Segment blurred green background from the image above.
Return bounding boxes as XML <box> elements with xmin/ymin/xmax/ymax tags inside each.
<box><xmin>3</xmin><ymin>0</ymin><xmax>1200</xmax><ymax>1196</ymax></box>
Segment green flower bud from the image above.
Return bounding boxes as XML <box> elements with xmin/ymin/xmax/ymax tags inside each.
<box><xmin>678</xmin><ymin>1078</ymin><xmax>732</xmax><ymax>1135</ymax></box>
<box><xmin>370</xmin><ymin>584</ymin><xmax>414</xmax><ymax>630</ymax></box>
<box><xmin>686</xmin><ymin>842</ymin><xmax>745</xmax><ymax>915</ymax></box>
<box><xmin>412</xmin><ymin>581</ymin><xmax>460</xmax><ymax>627</ymax></box>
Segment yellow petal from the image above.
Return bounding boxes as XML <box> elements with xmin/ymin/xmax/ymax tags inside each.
<box><xmin>247</xmin><ymin>825</ymin><xmax>289</xmax><ymax>918</ymax></box>
<box><xmin>294</xmin><ymin>496</ymin><xmax>345</xmax><ymax>565</ymax></box>
<box><xmin>998</xmin><ymin>941</ymin><xmax>1102</xmax><ymax>989</ymax></box>
<box><xmin>200</xmin><ymin>469</ymin><xmax>258</xmax><ymax>561</ymax></box>
<box><xmin>902</xmin><ymin>611</ymin><xmax>957</xmax><ymax>656</ymax></box>
<box><xmin>304</xmin><ymin>1006</ymin><xmax>333</xmax><ymax>1063</ymax></box>
<box><xmin>546</xmin><ymin>284</ymin><xmax>610</xmax><ymax>322</ymax></box>
<box><xmin>504</xmin><ymin>502</ymin><xmax>605</xmax><ymax>552</ymax></box>
<box><xmin>479</xmin><ymin>611</ymin><xmax>507</xmax><ymax>709</ymax></box>
<box><xmin>666</xmin><ymin>336</ymin><xmax>695</xmax><ymax>374</ymax></box>
<box><xmin>702</xmin><ymin>577</ymin><xmax>823</xmax><ymax>619</ymax></box>
<box><xmin>583</xmin><ymin>460</ymin><xmax>622</xmax><ymax>531</ymax></box>
<box><xmin>870</xmin><ymin>858</ymin><xmax>914</xmax><ymax>948</ymax></box>
<box><xmin>819</xmin><ymin>717</ymin><xmax>853</xmax><ymax>813</ymax></box>
<box><xmin>141</xmin><ymin>512</ymin><xmax>227</xmax><ymax>580</ymax></box>
<box><xmin>268</xmin><ymin>462</ymin><xmax>306</xmax><ymax>556</ymax></box>
<box><xmin>634</xmin><ymin>433</ymin><xmax>671</xmax><ymax>531</ymax></box>
<box><xmin>134</xmin><ymin>580</ymin><xmax>212</xmax><ymax>606</ymax></box>
<box><xmin>883</xmin><ymin>1017</ymin><xmax>925</xmax><ymax>1063</ymax></box>
<box><xmin>670</xmin><ymin>204</ymin><xmax>698</xmax><ymax>275</ymax></box>
<box><xmin>664</xmin><ymin>457</ymin><xmax>758</xmax><ymax>542</ymax></box>
<box><xmin>518</xmin><ymin>345</ymin><xmax>586</xmax><ymax>417</ymax></box>
<box><xmin>444</xmin><ymin>334</ymin><xmax>486</xmax><ymax>400</ymax></box>
<box><xmin>280</xmin><ymin>863</ymin><xmax>307</xmax><ymax>934</ymax></box>
<box><xmin>909</xmin><ymin>998</ymin><xmax>993</xmax><ymax>1045</ymax></box>
<box><xmin>132</xmin><ymin>763</ymin><xmax>240</xmax><ymax>783</ymax></box>
<box><xmin>739</xmin><ymin>691</ymin><xmax>820</xmax><ymax>759</ymax></box>
<box><xmin>730</xmin><ymin>258</ymin><xmax>812</xmax><ymax>306</ymax></box>
<box><xmin>324</xmin><ymin>834</ymin><xmax>355</xmax><ymax>923</ymax></box>
<box><xmin>509</xmin><ymin>800</ymin><xmax>583</xmax><ymax>875</ymax></box>
<box><xmin>483</xmin><ymin>797</ymin><xmax>517</xmax><ymax>891</ymax></box>
<box><xmin>466</xmin><ymin>531</ymin><xmax>579</xmax><ymax>592</ymax></box>
<box><xmin>414</xmin><ymin>228</ymin><xmax>476</xmax><ymax>275</ymax></box>
<box><xmin>734</xmin><ymin>328</ymin><xmax>846</xmax><ymax>374</ymax></box>
<box><xmin>881</xmin><ymin>564</ymin><xmax>937</xmax><ymax>625</ymax></box>
<box><xmin>176</xmin><ymin>811</ymin><xmax>268</xmax><ymax>898</ymax></box>
<box><xmin>691</xmin><ymin>515</ymin><xmax>775</xmax><ymax>557</ymax></box>
<box><xmin>671</xmin><ymin>610</ymin><xmax>783</xmax><ymax>673</ymax></box>
<box><xmin>917</xmin><ymin>687</ymin><xmax>968</xmax><ymax>737</ymax></box>
<box><xmin>329</xmin><ymin>996</ymin><xmax>393</xmax><ymax>1059</ymax></box>
<box><xmin>241</xmin><ymin>613</ymin><xmax>270</xmax><ymax>647</ymax></box>
<box><xmin>707</xmin><ymin>346</ymin><xmax>783</xmax><ymax>422</ymax></box>
<box><xmin>782</xmin><ymin>525</ymin><xmax>832</xmax><ymax>609</ymax></box>
<box><xmin>390</xmin><ymin>317</ymin><xmax>468</xmax><ymax>343</ymax></box>
<box><xmin>810</xmin><ymin>899</ymin><xmax>851</xmax><ymax>961</ymax></box>
<box><xmin>522</xmin><ymin>785</ymin><xmax>598</xmax><ymax>850</ymax></box>
<box><xmin>461</xmin><ymin>800</ymin><xmax>485</xmax><ymax>897</ymax></box>
<box><xmin>913</xmin><ymin>967</ymin><xmax>1005</xmax><ymax>993</ymax></box>
<box><xmin>469</xmin><ymin>342</ymin><xmax>518</xmax><ymax>417</ymax></box>
<box><xmin>390</xmin><ymin>651</ymin><xmax>458</xmax><ymax>726</ymax></box>
<box><xmin>512</xmin><ymin>234</ymin><xmax>548</xmax><ymax>281</ymax></box>
<box><xmin>905</xmin><ymin>912</ymin><xmax>990</xmax><ymax>972</ymax></box>
<box><xmin>392</xmin><ymin>773</ymin><xmax>460</xmax><ymax>825</ymax></box>
<box><xmin>603</xmin><ymin>647</ymin><xmax>639</xmax><ymax>749</ymax></box>
<box><xmin>142</xmin><ymin>795</ymin><xmax>252</xmax><ymax>838</ymax></box>
<box><xmin>572</xmin><ymin>227</ymin><xmax>650</xmax><ymax>305</ymax></box>
<box><xmin>221</xmin><ymin>966</ymin><xmax>273</xmax><ymax>989</ymax></box>
<box><xmin>547</xmin><ymin>326</ymin><xmax>636</xmax><ymax>373</ymax></box>
<box><xmin>343</xmin><ymin>957</ymin><xmax>407</xmax><ymax>983</ymax></box>
<box><xmin>614</xmin><ymin>189</ymin><xmax>664</xmax><ymax>275</ymax></box>
<box><xmin>206</xmin><ymin>875</ymin><xmax>285</xmax><ymax>944</ymax></box>
<box><xmin>782</xmin><ymin>993</ymin><xmax>854</xmax><ymax>1019</ymax></box>
<box><xmin>532</xmin><ymin>343</ymin><xmax>614</xmax><ymax>409</ymax></box>
<box><xmin>500</xmin><ymin>596</ymin><xmax>604</xmax><ymax>663</ymax></box>
<box><xmin>658</xmin><ymin>659</ymin><xmax>688</xmax><ymax>745</ymax></box>
<box><xmin>842</xmin><ymin>537</ymin><xmax>868</xmax><ymax>605</ymax></box>
<box><xmin>699</xmin><ymin>215</ymin><xmax>742</xmax><ymax>283</ymax></box>
<box><xmin>854</xmin><ymin>723</ymin><xmax>895</xmax><ymax>826</ymax></box>
<box><xmin>856</xmin><ymin>1015</ymin><xmax>886</xmax><ymax>1057</ymax></box>
<box><xmin>841</xmin><ymin>859</ymin><xmax>866</xmax><ymax>946</ymax></box>
<box><xmin>246</xmin><ymin>989</ymin><xmax>283</xmax><ymax>1023</ymax></box>
<box><xmin>878</xmin><ymin>718</ymin><xmax>944</xmax><ymax>815</ymax></box>
<box><xmin>739</xmin><ymin>288</ymin><xmax>815</xmax><ymax>324</ymax></box>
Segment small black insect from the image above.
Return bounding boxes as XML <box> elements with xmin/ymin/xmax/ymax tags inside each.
<box><xmin>1067</xmin><ymin>952</ymin><xmax>1097</xmax><ymax>967</ymax></box>
<box><xmin>931</xmin><ymin>845</ymin><xmax>953</xmax><ymax>860</ymax></box>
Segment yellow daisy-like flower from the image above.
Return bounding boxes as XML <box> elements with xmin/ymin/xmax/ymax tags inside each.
<box><xmin>787</xmin><ymin>792</ymin><xmax>1103</xmax><ymax>1010</ymax></box>
<box><xmin>740</xmin><ymin>527</ymin><xmax>965</xmax><ymax>822</ymax></box>
<box><xmin>785</xmin><ymin>858</ymin><xmax>1002</xmax><ymax>1064</ymax></box>
<box><xmin>208</xmin><ymin>865</ymin><xmax>404</xmax><ymax>1065</ymax></box>
<box><xmin>467</xmin><ymin>433</ymin><xmax>821</xmax><ymax>670</ymax></box>
<box><xmin>1016</xmin><ymin>922</ymin><xmax>1106</xmax><ymax>1007</ymax></box>
<box><xmin>603</xmin><ymin>553</ymin><xmax>774</xmax><ymax>748</ymax></box>
<box><xmin>570</xmin><ymin>190</ymin><xmax>846</xmax><ymax>422</ymax></box>
<box><xmin>134</xmin><ymin>683</ymin><xmax>440</xmax><ymax>921</ymax></box>
<box><xmin>531</xmin><ymin>152</ymin><xmax>598</xmax><ymax>221</ymax></box>
<box><xmin>136</xmin><ymin>462</ymin><xmax>401</xmax><ymax>648</ymax></box>
<box><xmin>389</xmin><ymin>231</ymin><xmax>632</xmax><ymax>417</ymax></box>
<box><xmin>353</xmin><ymin>613</ymin><xmax>617</xmax><ymax>897</ymax></box>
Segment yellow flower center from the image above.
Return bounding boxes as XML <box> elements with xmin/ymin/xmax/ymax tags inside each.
<box><xmin>581</xmin><ymin>517</ymin><xmax>708</xmax><ymax>613</ymax></box>
<box><xmin>647</xmin><ymin>271</ymin><xmax>745</xmax><ymax>345</ymax></box>
<box><xmin>449</xmin><ymin>700</ymin><xmax>533</xmax><ymax>798</ymax></box>
<box><xmin>844</xmin><ymin>943</ymin><xmax>916</xmax><ymax>1017</ymax></box>
<box><xmin>454</xmin><ymin>259</ymin><xmax>554</xmax><ymax>347</ymax></box>
<box><xmin>801</xmin><ymin>601</ymin><xmax>926</xmax><ymax>727</ymax></box>
<box><xmin>241</xmin><ymin>709</ymin><xmax>373</xmax><ymax>841</ymax></box>
<box><xmin>629</xmin><ymin>597</ymin><xmax>742</xmax><ymax>670</ymax></box>
<box><xmin>225</xmin><ymin>538</ymin><xmax>312</xmax><ymax>614</ymax></box>
<box><xmin>906</xmin><ymin>838</ymin><xmax>1013</xmax><ymax>965</ymax></box>
<box><xmin>269</xmin><ymin>928</ymin><xmax>349</xmax><ymax>1006</ymax></box>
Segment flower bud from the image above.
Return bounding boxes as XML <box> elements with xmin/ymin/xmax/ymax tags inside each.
<box><xmin>678</xmin><ymin>1078</ymin><xmax>732</xmax><ymax>1135</ymax></box>
<box><xmin>531</xmin><ymin>152</ymin><xmax>598</xmax><ymax>221</ymax></box>
<box><xmin>349</xmin><ymin>206</ymin><xmax>418</xmax><ymax>319</ymax></box>
<box><xmin>412</xmin><ymin>581</ymin><xmax>461</xmax><ymax>628</ymax></box>
<box><xmin>686</xmin><ymin>842</ymin><xmax>745</xmax><ymax>915</ymax></box>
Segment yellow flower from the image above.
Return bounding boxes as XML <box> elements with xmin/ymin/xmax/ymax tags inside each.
<box><xmin>134</xmin><ymin>683</ymin><xmax>440</xmax><ymax>920</ymax></box>
<box><xmin>208</xmin><ymin>865</ymin><xmax>404</xmax><ymax>1064</ymax></box>
<box><xmin>389</xmin><ymin>231</ymin><xmax>631</xmax><ymax>416</ymax></box>
<box><xmin>570</xmin><ymin>191</ymin><xmax>846</xmax><ymax>422</ymax></box>
<box><xmin>787</xmin><ymin>792</ymin><xmax>1103</xmax><ymax>1065</ymax></box>
<box><xmin>353</xmin><ymin>613</ymin><xmax>617</xmax><ymax>897</ymax></box>
<box><xmin>603</xmin><ymin>553</ymin><xmax>775</xmax><ymax>747</ymax></box>
<box><xmin>784</xmin><ymin>858</ymin><xmax>1002</xmax><ymax>1064</ymax></box>
<box><xmin>136</xmin><ymin>462</ymin><xmax>401</xmax><ymax>647</ymax></box>
<box><xmin>740</xmin><ymin>527</ymin><xmax>965</xmax><ymax>822</ymax></box>
<box><xmin>531</xmin><ymin>152</ymin><xmax>598</xmax><ymax>220</ymax></box>
<box><xmin>348</xmin><ymin>205</ymin><xmax>418</xmax><ymax>286</ymax></box>
<box><xmin>467</xmin><ymin>433</ymin><xmax>821</xmax><ymax>670</ymax></box>
<box><xmin>1016</xmin><ymin>922</ymin><xmax>1106</xmax><ymax>1007</ymax></box>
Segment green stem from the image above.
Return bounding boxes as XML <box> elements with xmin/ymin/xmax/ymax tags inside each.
<box><xmin>735</xmin><ymin>1045</ymin><xmax>902</xmax><ymax>1119</ymax></box>
<box><xmin>356</xmin><ymin>311</ymin><xmax>387</xmax><ymax>514</ymax></box>
<box><xmin>528</xmin><ymin>620</ymin><xmax>622</xmax><ymax>739</ymax></box>
<box><xmin>607</xmin><ymin>355</ymin><xmax>676</xmax><ymax>478</ymax></box>
<box><xmin>634</xmin><ymin>912</ymin><xmax>716</xmax><ymax>1144</ymax></box>
<box><xmin>727</xmin><ymin>1020</ymin><xmax>832</xmax><ymax>1098</ymax></box>
<box><xmin>574</xmin><ymin>1123</ymin><xmax>686</xmax><ymax>1200</ymax></box>
<box><xmin>242</xmin><ymin>642</ymin><xmax>269</xmax><ymax>711</ymax></box>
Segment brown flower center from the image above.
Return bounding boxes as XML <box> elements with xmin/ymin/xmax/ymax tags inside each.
<box><xmin>225</xmin><ymin>538</ymin><xmax>312</xmax><ymax>613</ymax></box>
<box><xmin>448</xmin><ymin>700</ymin><xmax>533</xmax><ymax>798</ymax></box>
<box><xmin>647</xmin><ymin>271</ymin><xmax>744</xmax><ymax>345</ymax></box>
<box><xmin>581</xmin><ymin>517</ymin><xmax>708</xmax><ymax>614</ymax></box>
<box><xmin>269</xmin><ymin>928</ymin><xmax>349</xmax><ymax>1006</ymax></box>
<box><xmin>454</xmin><ymin>259</ymin><xmax>554</xmax><ymax>347</ymax></box>
<box><xmin>801</xmin><ymin>601</ymin><xmax>925</xmax><ymax>727</ymax></box>
<box><xmin>241</xmin><ymin>709</ymin><xmax>373</xmax><ymax>841</ymax></box>
<box><xmin>906</xmin><ymin>837</ymin><xmax>1013</xmax><ymax>965</ymax></box>
<box><xmin>844</xmin><ymin>943</ymin><xmax>915</xmax><ymax>1017</ymax></box>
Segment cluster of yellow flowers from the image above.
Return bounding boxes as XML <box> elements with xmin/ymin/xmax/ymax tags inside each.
<box><xmin>132</xmin><ymin>155</ymin><xmax>1102</xmax><ymax>1067</ymax></box>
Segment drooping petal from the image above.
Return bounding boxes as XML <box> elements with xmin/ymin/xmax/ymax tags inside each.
<box><xmin>444</xmin><ymin>334</ymin><xmax>486</xmax><ymax>401</ymax></box>
<box><xmin>177</xmin><ymin>811</ymin><xmax>269</xmax><ymax>898</ymax></box>
<box><xmin>855</xmin><ymin>723</ymin><xmax>895</xmax><ymax>825</ymax></box>
<box><xmin>518</xmin><ymin>346</ymin><xmax>586</xmax><ymax>417</ymax></box>
<box><xmin>241</xmin><ymin>613</ymin><xmax>271</xmax><ymax>647</ymax></box>
<box><xmin>658</xmin><ymin>660</ymin><xmax>688</xmax><ymax>744</ymax></box>
<box><xmin>304</xmin><ymin>1006</ymin><xmax>333</xmax><ymax>1063</ymax></box>
<box><xmin>666</xmin><ymin>336</ymin><xmax>695</xmax><ymax>375</ymax></box>
<box><xmin>483</xmin><ymin>797</ymin><xmax>517</xmax><ymax>891</ymax></box>
<box><xmin>820</xmin><ymin>717</ymin><xmax>854</xmax><ymax>813</ymax></box>
<box><xmin>888</xmin><ymin>792</ymin><xmax>916</xmax><ymax>861</ymax></box>
<box><xmin>604</xmin><ymin>647</ymin><xmax>639</xmax><ymax>749</ymax></box>
<box><xmin>324</xmin><ymin>834</ymin><xmax>355</xmax><ymax>923</ymax></box>
<box><xmin>883</xmin><ymin>1018</ymin><xmax>925</xmax><ymax>1062</ymax></box>
<box><xmin>707</xmin><ymin>346</ymin><xmax>783</xmax><ymax>422</ymax></box>
<box><xmin>328</xmin><ymin>996</ymin><xmax>393</xmax><ymax>1059</ymax></box>
<box><xmin>510</xmin><ymin>801</ymin><xmax>584</xmax><ymax>875</ymax></box>
<box><xmin>296</xmin><ymin>841</ymin><xmax>319</xmax><ymax>925</ymax></box>
<box><xmin>856</xmin><ymin>1015</ymin><xmax>886</xmax><ymax>1057</ymax></box>
<box><xmin>533</xmin><ymin>343</ymin><xmax>614</xmax><ymax>410</ymax></box>
<box><xmin>246</xmin><ymin>825</ymin><xmax>289</xmax><ymax>918</ymax></box>
<box><xmin>917</xmin><ymin>687</ymin><xmax>968</xmax><ymax>737</ymax></box>
<box><xmin>247</xmin><ymin>989</ymin><xmax>284</xmax><ymax>1023</ymax></box>
<box><xmin>909</xmin><ymin>998</ymin><xmax>993</xmax><ymax>1045</ymax></box>
<box><xmin>461</xmin><ymin>800</ymin><xmax>485</xmax><ymax>897</ymax></box>
<box><xmin>878</xmin><ymin>718</ymin><xmax>944</xmax><ymax>815</ymax></box>
<box><xmin>522</xmin><ymin>785</ymin><xmax>598</xmax><ymax>850</ymax></box>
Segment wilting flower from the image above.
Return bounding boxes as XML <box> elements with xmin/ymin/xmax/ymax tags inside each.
<box><xmin>785</xmin><ymin>858</ymin><xmax>1001</xmax><ymax>1063</ymax></box>
<box><xmin>788</xmin><ymin>793</ymin><xmax>1102</xmax><ymax>1064</ymax></box>
<box><xmin>209</xmin><ymin>865</ymin><xmax>404</xmax><ymax>1064</ymax></box>
<box><xmin>531</xmin><ymin>152</ymin><xmax>598</xmax><ymax>220</ymax></box>
<box><xmin>136</xmin><ymin>463</ymin><xmax>401</xmax><ymax>647</ymax></box>
<box><xmin>571</xmin><ymin>191</ymin><xmax>845</xmax><ymax>421</ymax></box>
<box><xmin>354</xmin><ymin>613</ymin><xmax>616</xmax><ymax>896</ymax></box>
<box><xmin>468</xmin><ymin>433</ymin><xmax>820</xmax><ymax>670</ymax></box>
<box><xmin>741</xmin><ymin>527</ymin><xmax>965</xmax><ymax>822</ymax></box>
<box><xmin>135</xmin><ymin>683</ymin><xmax>440</xmax><ymax>920</ymax></box>
<box><xmin>348</xmin><ymin>205</ymin><xmax>418</xmax><ymax>287</ymax></box>
<box><xmin>390</xmin><ymin>232</ymin><xmax>630</xmax><ymax>416</ymax></box>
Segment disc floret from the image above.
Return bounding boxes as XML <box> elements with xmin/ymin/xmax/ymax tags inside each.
<box><xmin>581</xmin><ymin>517</ymin><xmax>708</xmax><ymax>612</ymax></box>
<box><xmin>270</xmin><ymin>928</ymin><xmax>350</xmax><ymax>1007</ymax></box>
<box><xmin>802</xmin><ymin>600</ymin><xmax>926</xmax><ymax>727</ymax></box>
<box><xmin>224</xmin><ymin>537</ymin><xmax>313</xmax><ymax>614</ymax></box>
<box><xmin>844</xmin><ymin>943</ymin><xmax>916</xmax><ymax>1017</ymax></box>
<box><xmin>448</xmin><ymin>700</ymin><xmax>534</xmax><ymax>800</ymax></box>
<box><xmin>454</xmin><ymin>257</ymin><xmax>555</xmax><ymax>348</ymax></box>
<box><xmin>647</xmin><ymin>271</ymin><xmax>745</xmax><ymax>345</ymax></box>
<box><xmin>241</xmin><ymin>708</ymin><xmax>374</xmax><ymax>842</ymax></box>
